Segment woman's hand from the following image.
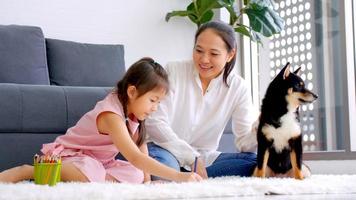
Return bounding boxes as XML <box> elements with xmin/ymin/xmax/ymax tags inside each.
<box><xmin>191</xmin><ymin>157</ymin><xmax>208</xmax><ymax>179</ymax></box>
<box><xmin>147</xmin><ymin>172</ymin><xmax>202</xmax><ymax>183</ymax></box>
<box><xmin>144</xmin><ymin>180</ymin><xmax>167</xmax><ymax>184</ymax></box>
<box><xmin>177</xmin><ymin>172</ymin><xmax>202</xmax><ymax>182</ymax></box>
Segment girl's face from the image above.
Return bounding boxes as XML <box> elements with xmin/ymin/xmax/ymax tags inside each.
<box><xmin>193</xmin><ymin>28</ymin><xmax>235</xmax><ymax>84</ymax></box>
<box><xmin>127</xmin><ymin>86</ymin><xmax>166</xmax><ymax>120</ymax></box>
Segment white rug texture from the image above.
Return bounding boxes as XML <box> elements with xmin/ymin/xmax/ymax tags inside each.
<box><xmin>0</xmin><ymin>175</ymin><xmax>355</xmax><ymax>200</ymax></box>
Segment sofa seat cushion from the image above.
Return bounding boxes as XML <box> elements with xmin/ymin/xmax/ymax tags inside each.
<box><xmin>46</xmin><ymin>39</ymin><xmax>126</xmax><ymax>87</ymax></box>
<box><xmin>0</xmin><ymin>133</ymin><xmax>60</xmax><ymax>171</ymax></box>
<box><xmin>0</xmin><ymin>25</ymin><xmax>50</xmax><ymax>85</ymax></box>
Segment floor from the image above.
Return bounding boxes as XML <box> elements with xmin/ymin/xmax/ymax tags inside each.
<box><xmin>190</xmin><ymin>194</ymin><xmax>356</xmax><ymax>200</ymax></box>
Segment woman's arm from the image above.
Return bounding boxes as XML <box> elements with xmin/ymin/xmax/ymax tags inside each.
<box><xmin>145</xmin><ymin>62</ymin><xmax>200</xmax><ymax>167</ymax></box>
<box><xmin>97</xmin><ymin>112</ymin><xmax>201</xmax><ymax>182</ymax></box>
<box><xmin>145</xmin><ymin>103</ymin><xmax>199</xmax><ymax>167</ymax></box>
<box><xmin>231</xmin><ymin>80</ymin><xmax>258</xmax><ymax>152</ymax></box>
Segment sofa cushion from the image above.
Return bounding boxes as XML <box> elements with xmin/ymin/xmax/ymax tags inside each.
<box><xmin>0</xmin><ymin>25</ymin><xmax>50</xmax><ymax>85</ymax></box>
<box><xmin>0</xmin><ymin>83</ymin><xmax>111</xmax><ymax>133</ymax></box>
<box><xmin>0</xmin><ymin>133</ymin><xmax>59</xmax><ymax>171</ymax></box>
<box><xmin>46</xmin><ymin>38</ymin><xmax>126</xmax><ymax>87</ymax></box>
<box><xmin>0</xmin><ymin>84</ymin><xmax>66</xmax><ymax>133</ymax></box>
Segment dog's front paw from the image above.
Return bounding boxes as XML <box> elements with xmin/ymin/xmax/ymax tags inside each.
<box><xmin>253</xmin><ymin>168</ymin><xmax>266</xmax><ymax>178</ymax></box>
<box><xmin>294</xmin><ymin>170</ymin><xmax>304</xmax><ymax>180</ymax></box>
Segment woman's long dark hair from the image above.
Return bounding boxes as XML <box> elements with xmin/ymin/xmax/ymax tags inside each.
<box><xmin>194</xmin><ymin>21</ymin><xmax>237</xmax><ymax>87</ymax></box>
<box><xmin>116</xmin><ymin>57</ymin><xmax>169</xmax><ymax>146</ymax></box>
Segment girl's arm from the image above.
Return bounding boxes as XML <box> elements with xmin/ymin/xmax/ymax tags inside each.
<box><xmin>138</xmin><ymin>142</ymin><xmax>151</xmax><ymax>183</ymax></box>
<box><xmin>97</xmin><ymin>112</ymin><xmax>201</xmax><ymax>182</ymax></box>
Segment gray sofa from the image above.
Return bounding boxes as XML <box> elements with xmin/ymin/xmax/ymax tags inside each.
<box><xmin>0</xmin><ymin>25</ymin><xmax>126</xmax><ymax>171</ymax></box>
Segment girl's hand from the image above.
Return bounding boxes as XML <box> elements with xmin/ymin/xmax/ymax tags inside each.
<box><xmin>177</xmin><ymin>172</ymin><xmax>202</xmax><ymax>182</ymax></box>
<box><xmin>143</xmin><ymin>174</ymin><xmax>151</xmax><ymax>183</ymax></box>
<box><xmin>191</xmin><ymin>157</ymin><xmax>208</xmax><ymax>179</ymax></box>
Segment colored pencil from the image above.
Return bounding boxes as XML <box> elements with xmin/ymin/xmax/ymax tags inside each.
<box><xmin>193</xmin><ymin>157</ymin><xmax>198</xmax><ymax>172</ymax></box>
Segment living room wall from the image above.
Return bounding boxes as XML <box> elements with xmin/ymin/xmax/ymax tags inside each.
<box><xmin>0</xmin><ymin>0</ymin><xmax>195</xmax><ymax>67</ymax></box>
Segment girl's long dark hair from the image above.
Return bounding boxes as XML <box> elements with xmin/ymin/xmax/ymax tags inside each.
<box><xmin>116</xmin><ymin>57</ymin><xmax>169</xmax><ymax>146</ymax></box>
<box><xmin>195</xmin><ymin>21</ymin><xmax>237</xmax><ymax>87</ymax></box>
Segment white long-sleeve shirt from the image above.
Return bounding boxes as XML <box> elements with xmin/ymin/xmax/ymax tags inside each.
<box><xmin>145</xmin><ymin>60</ymin><xmax>258</xmax><ymax>169</ymax></box>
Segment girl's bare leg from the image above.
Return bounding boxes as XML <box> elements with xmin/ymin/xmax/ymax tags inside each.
<box><xmin>60</xmin><ymin>163</ymin><xmax>89</xmax><ymax>182</ymax></box>
<box><xmin>0</xmin><ymin>164</ymin><xmax>34</xmax><ymax>183</ymax></box>
<box><xmin>0</xmin><ymin>163</ymin><xmax>92</xmax><ymax>183</ymax></box>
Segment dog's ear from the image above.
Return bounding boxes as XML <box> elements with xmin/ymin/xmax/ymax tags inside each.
<box><xmin>281</xmin><ymin>62</ymin><xmax>291</xmax><ymax>80</ymax></box>
<box><xmin>294</xmin><ymin>67</ymin><xmax>302</xmax><ymax>76</ymax></box>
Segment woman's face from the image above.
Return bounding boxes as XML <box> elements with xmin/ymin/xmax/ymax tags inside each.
<box><xmin>193</xmin><ymin>28</ymin><xmax>235</xmax><ymax>83</ymax></box>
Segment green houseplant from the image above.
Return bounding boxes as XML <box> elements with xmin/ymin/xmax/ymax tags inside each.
<box><xmin>165</xmin><ymin>0</ymin><xmax>284</xmax><ymax>43</ymax></box>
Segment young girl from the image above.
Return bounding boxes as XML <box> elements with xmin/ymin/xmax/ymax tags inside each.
<box><xmin>0</xmin><ymin>57</ymin><xmax>202</xmax><ymax>183</ymax></box>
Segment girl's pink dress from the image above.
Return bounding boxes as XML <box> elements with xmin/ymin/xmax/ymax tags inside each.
<box><xmin>41</xmin><ymin>92</ymin><xmax>144</xmax><ymax>183</ymax></box>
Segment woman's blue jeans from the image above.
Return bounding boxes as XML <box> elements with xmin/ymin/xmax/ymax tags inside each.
<box><xmin>147</xmin><ymin>142</ymin><xmax>257</xmax><ymax>180</ymax></box>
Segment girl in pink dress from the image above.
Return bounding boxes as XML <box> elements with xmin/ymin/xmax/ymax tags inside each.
<box><xmin>0</xmin><ymin>58</ymin><xmax>202</xmax><ymax>183</ymax></box>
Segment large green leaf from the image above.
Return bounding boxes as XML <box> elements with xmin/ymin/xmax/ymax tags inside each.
<box><xmin>244</xmin><ymin>3</ymin><xmax>284</xmax><ymax>37</ymax></box>
<box><xmin>196</xmin><ymin>0</ymin><xmax>223</xmax><ymax>12</ymax></box>
<box><xmin>187</xmin><ymin>3</ymin><xmax>199</xmax><ymax>25</ymax></box>
<box><xmin>165</xmin><ymin>10</ymin><xmax>194</xmax><ymax>22</ymax></box>
<box><xmin>249</xmin><ymin>0</ymin><xmax>275</xmax><ymax>8</ymax></box>
<box><xmin>194</xmin><ymin>0</ymin><xmax>224</xmax><ymax>26</ymax></box>
<box><xmin>166</xmin><ymin>2</ymin><xmax>197</xmax><ymax>23</ymax></box>
<box><xmin>199</xmin><ymin>10</ymin><xmax>215</xmax><ymax>24</ymax></box>
<box><xmin>234</xmin><ymin>26</ymin><xmax>251</xmax><ymax>38</ymax></box>
<box><xmin>166</xmin><ymin>0</ymin><xmax>224</xmax><ymax>27</ymax></box>
<box><xmin>165</xmin><ymin>0</ymin><xmax>285</xmax><ymax>44</ymax></box>
<box><xmin>218</xmin><ymin>0</ymin><xmax>235</xmax><ymax>6</ymax></box>
<box><xmin>166</xmin><ymin>3</ymin><xmax>199</xmax><ymax>25</ymax></box>
<box><xmin>250</xmin><ymin>30</ymin><xmax>263</xmax><ymax>44</ymax></box>
<box><xmin>219</xmin><ymin>0</ymin><xmax>238</xmax><ymax>24</ymax></box>
<box><xmin>234</xmin><ymin>25</ymin><xmax>262</xmax><ymax>43</ymax></box>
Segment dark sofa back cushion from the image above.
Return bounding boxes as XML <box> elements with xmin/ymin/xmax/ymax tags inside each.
<box><xmin>0</xmin><ymin>84</ymin><xmax>111</xmax><ymax>133</ymax></box>
<box><xmin>46</xmin><ymin>38</ymin><xmax>126</xmax><ymax>87</ymax></box>
<box><xmin>0</xmin><ymin>25</ymin><xmax>50</xmax><ymax>85</ymax></box>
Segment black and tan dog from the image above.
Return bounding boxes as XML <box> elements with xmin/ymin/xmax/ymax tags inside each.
<box><xmin>253</xmin><ymin>62</ymin><xmax>318</xmax><ymax>180</ymax></box>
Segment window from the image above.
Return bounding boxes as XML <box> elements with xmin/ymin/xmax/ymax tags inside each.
<box><xmin>251</xmin><ymin>0</ymin><xmax>355</xmax><ymax>159</ymax></box>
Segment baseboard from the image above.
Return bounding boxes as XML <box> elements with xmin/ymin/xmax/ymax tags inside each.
<box><xmin>304</xmin><ymin>160</ymin><xmax>356</xmax><ymax>174</ymax></box>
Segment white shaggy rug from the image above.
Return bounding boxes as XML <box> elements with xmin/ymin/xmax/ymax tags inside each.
<box><xmin>0</xmin><ymin>175</ymin><xmax>355</xmax><ymax>200</ymax></box>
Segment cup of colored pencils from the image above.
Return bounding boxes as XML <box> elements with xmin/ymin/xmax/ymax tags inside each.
<box><xmin>33</xmin><ymin>154</ymin><xmax>61</xmax><ymax>186</ymax></box>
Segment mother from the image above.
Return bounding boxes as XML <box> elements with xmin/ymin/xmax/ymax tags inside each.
<box><xmin>145</xmin><ymin>20</ymin><xmax>258</xmax><ymax>179</ymax></box>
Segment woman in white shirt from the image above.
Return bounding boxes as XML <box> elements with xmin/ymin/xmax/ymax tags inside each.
<box><xmin>145</xmin><ymin>21</ymin><xmax>258</xmax><ymax>179</ymax></box>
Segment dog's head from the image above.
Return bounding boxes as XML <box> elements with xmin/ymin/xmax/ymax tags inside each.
<box><xmin>270</xmin><ymin>62</ymin><xmax>318</xmax><ymax>110</ymax></box>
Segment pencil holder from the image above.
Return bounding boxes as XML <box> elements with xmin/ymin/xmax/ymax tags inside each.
<box><xmin>34</xmin><ymin>157</ymin><xmax>61</xmax><ymax>186</ymax></box>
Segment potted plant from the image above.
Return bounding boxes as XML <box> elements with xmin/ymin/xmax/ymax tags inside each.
<box><xmin>165</xmin><ymin>0</ymin><xmax>284</xmax><ymax>43</ymax></box>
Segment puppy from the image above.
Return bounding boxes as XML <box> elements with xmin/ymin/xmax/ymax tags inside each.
<box><xmin>253</xmin><ymin>62</ymin><xmax>318</xmax><ymax>180</ymax></box>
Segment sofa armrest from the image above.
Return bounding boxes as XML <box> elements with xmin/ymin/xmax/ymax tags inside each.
<box><xmin>0</xmin><ymin>83</ymin><xmax>111</xmax><ymax>133</ymax></box>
